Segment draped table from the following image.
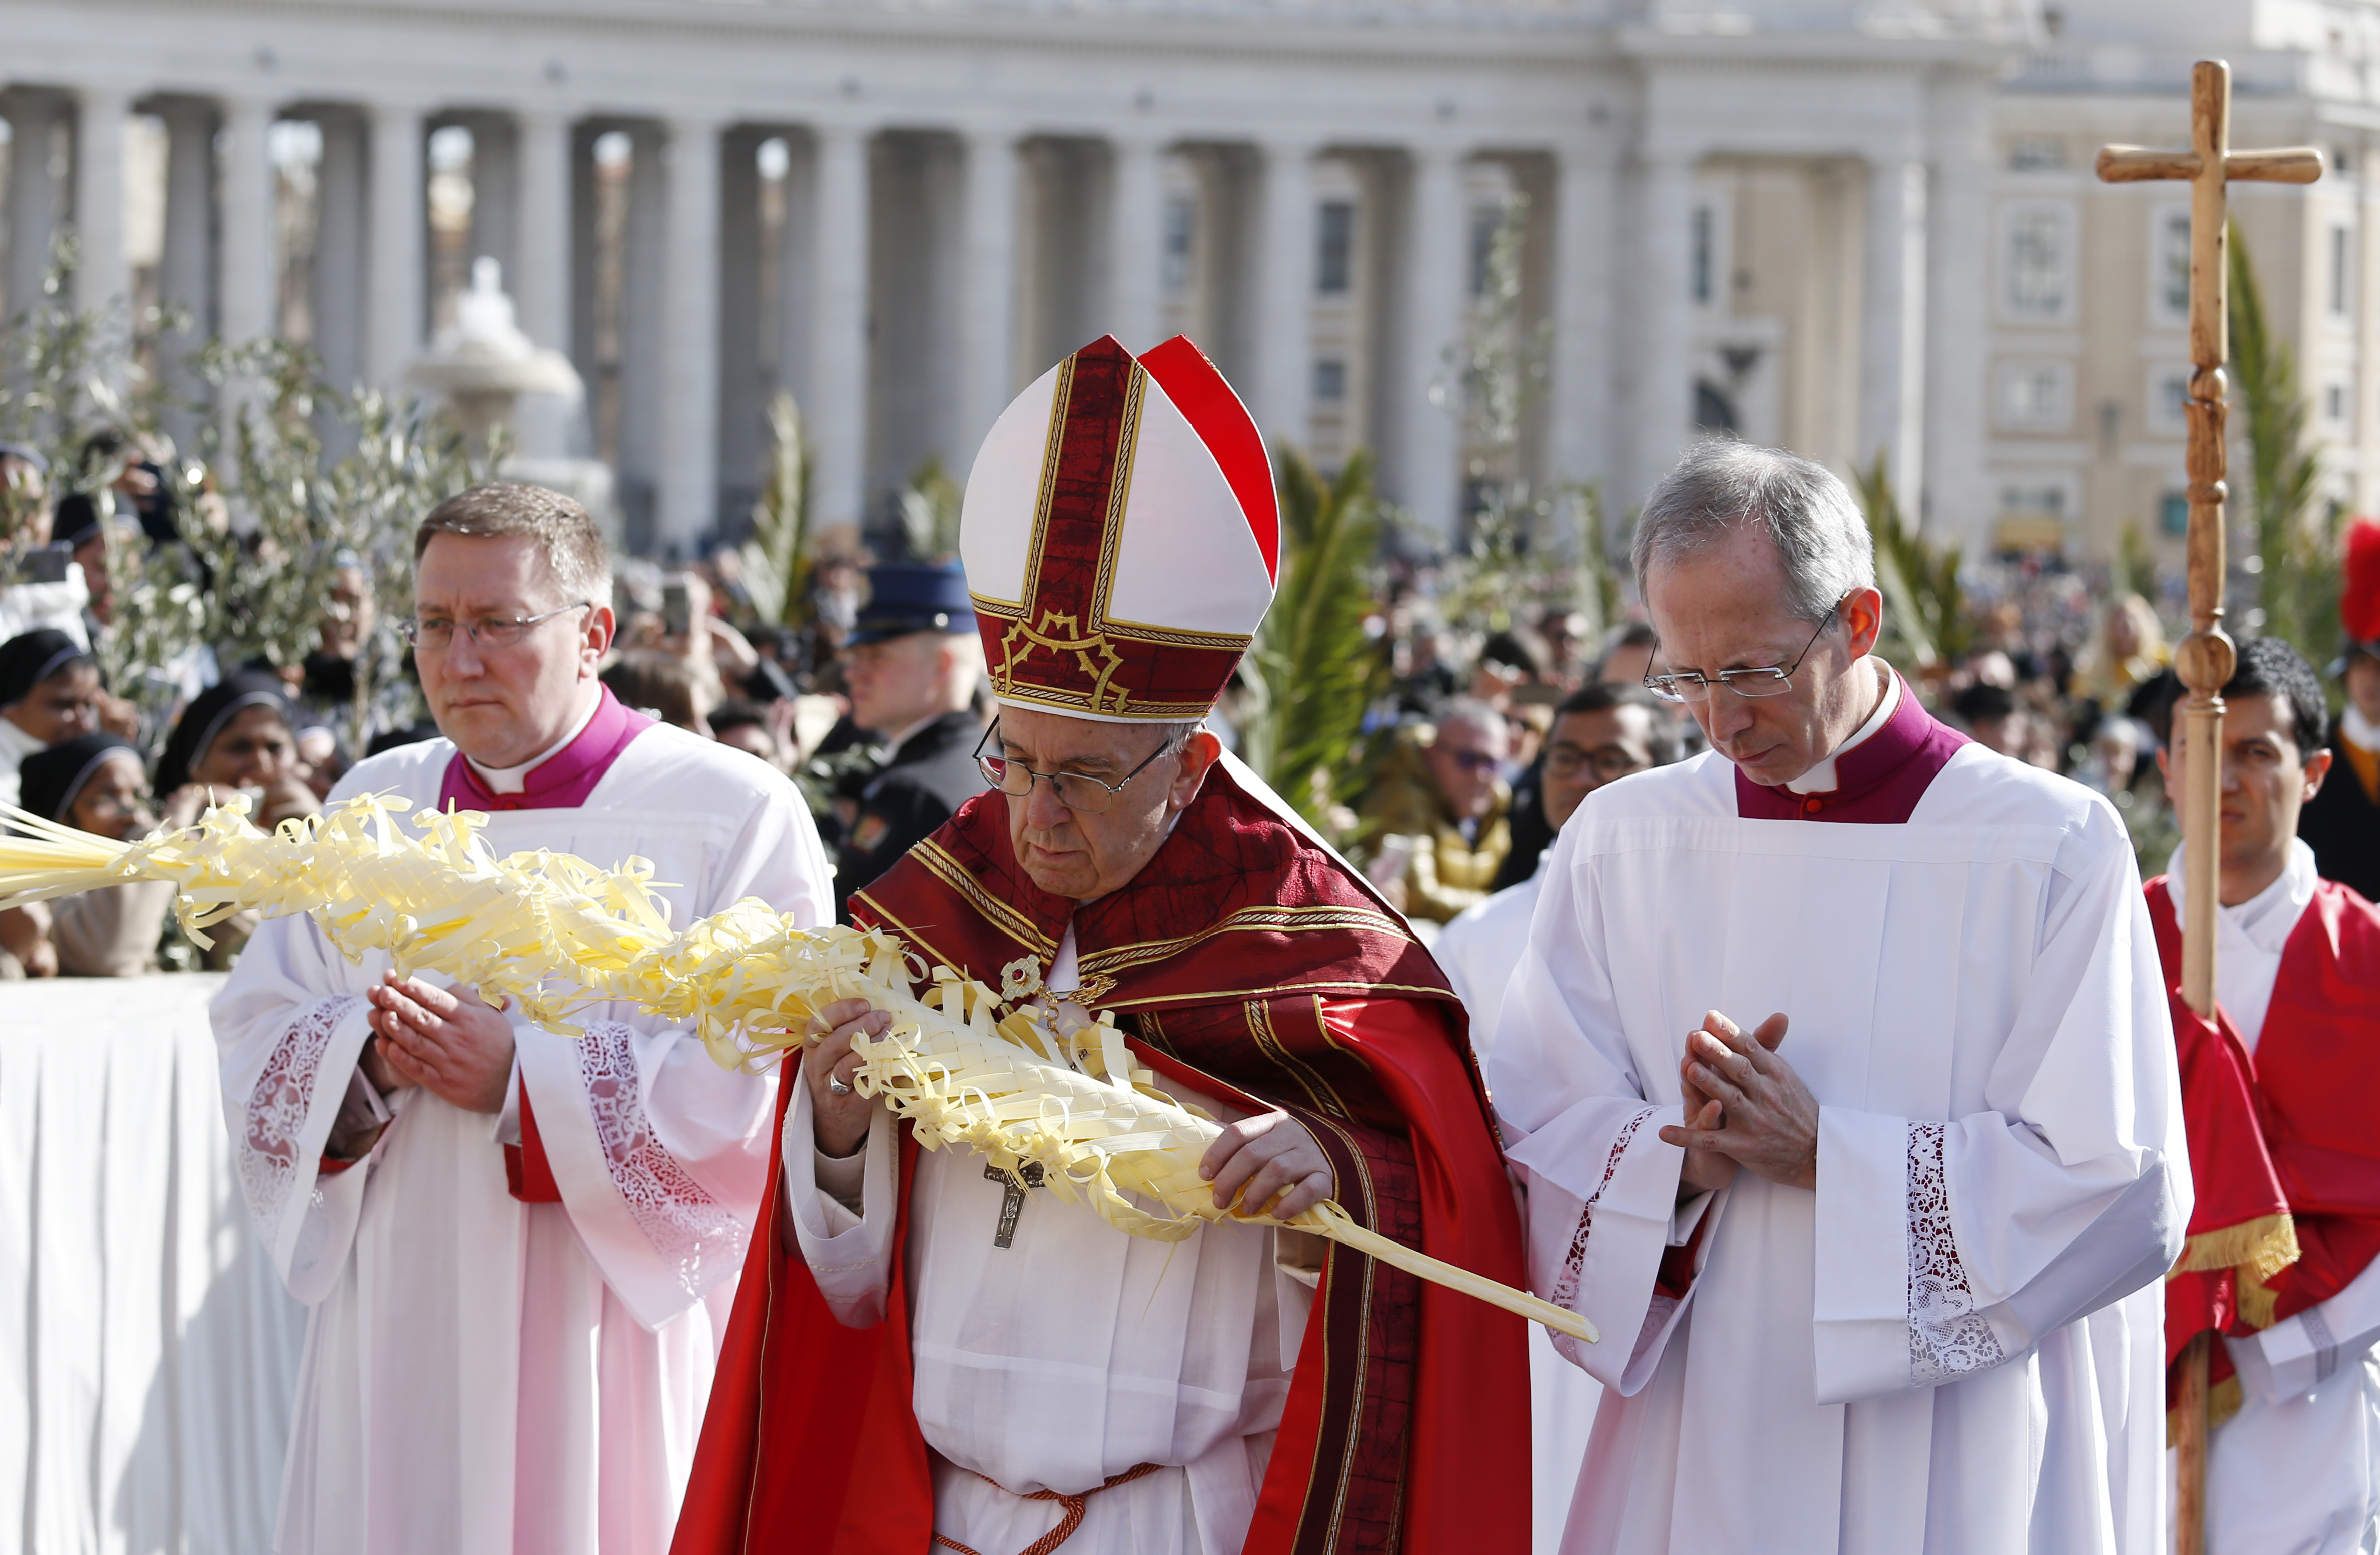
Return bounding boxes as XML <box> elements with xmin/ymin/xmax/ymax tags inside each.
<box><xmin>0</xmin><ymin>974</ymin><xmax>306</xmax><ymax>1553</ymax></box>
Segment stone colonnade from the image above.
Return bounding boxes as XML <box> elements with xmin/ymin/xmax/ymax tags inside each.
<box><xmin>1</xmin><ymin>55</ymin><xmax>1995</xmax><ymax>553</ymax></box>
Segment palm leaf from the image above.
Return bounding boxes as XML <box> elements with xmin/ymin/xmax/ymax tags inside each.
<box><xmin>1246</xmin><ymin>447</ymin><xmax>1380</xmax><ymax>829</ymax></box>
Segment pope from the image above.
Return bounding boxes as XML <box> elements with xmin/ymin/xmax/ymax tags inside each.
<box><xmin>672</xmin><ymin>334</ymin><xmax>1532</xmax><ymax>1555</ymax></box>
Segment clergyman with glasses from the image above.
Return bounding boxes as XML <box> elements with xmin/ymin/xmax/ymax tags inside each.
<box><xmin>212</xmin><ymin>482</ymin><xmax>833</xmax><ymax>1554</ymax></box>
<box><xmin>1486</xmin><ymin>440</ymin><xmax>2188</xmax><ymax>1553</ymax></box>
<box><xmin>674</xmin><ymin>334</ymin><xmax>1532</xmax><ymax>1555</ymax></box>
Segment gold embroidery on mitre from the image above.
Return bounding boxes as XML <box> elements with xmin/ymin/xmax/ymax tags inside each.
<box><xmin>995</xmin><ymin>608</ymin><xmax>1134</xmax><ymax>717</ymax></box>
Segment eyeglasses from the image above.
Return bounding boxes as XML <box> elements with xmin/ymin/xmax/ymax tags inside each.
<box><xmin>973</xmin><ymin>721</ymin><xmax>1179</xmax><ymax>815</ymax></box>
<box><xmin>1642</xmin><ymin>597</ymin><xmax>1844</xmax><ymax>704</ymax></box>
<box><xmin>1437</xmin><ymin>747</ymin><xmax>1501</xmax><ymax>774</ymax></box>
<box><xmin>1544</xmin><ymin>744</ymin><xmax>1652</xmax><ymax>782</ymax></box>
<box><xmin>398</xmin><ymin>601</ymin><xmax>590</xmax><ymax>651</ymax></box>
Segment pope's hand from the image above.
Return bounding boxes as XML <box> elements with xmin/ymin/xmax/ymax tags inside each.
<box><xmin>367</xmin><ymin>971</ymin><xmax>516</xmax><ymax>1114</ymax></box>
<box><xmin>1658</xmin><ymin>1010</ymin><xmax>1817</xmax><ymax>1192</ymax></box>
<box><xmin>806</xmin><ymin>996</ymin><xmax>890</xmax><ymax>1160</ymax></box>
<box><xmin>1200</xmin><ymin>1112</ymin><xmax>1335</xmax><ymax>1222</ymax></box>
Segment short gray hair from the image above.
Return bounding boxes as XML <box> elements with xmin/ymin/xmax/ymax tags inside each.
<box><xmin>1631</xmin><ymin>441</ymin><xmax>1875</xmax><ymax>625</ymax></box>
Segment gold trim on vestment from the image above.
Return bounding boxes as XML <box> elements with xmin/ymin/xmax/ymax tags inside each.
<box><xmin>1078</xmin><ymin>905</ymin><xmax>1411</xmax><ymax>981</ymax></box>
<box><xmin>1099</xmin><ymin>980</ymin><xmax>1454</xmax><ymax>1010</ymax></box>
<box><xmin>882</xmin><ymin>842</ymin><xmax>1056</xmax><ymax>960</ymax></box>
<box><xmin>1247</xmin><ymin>996</ymin><xmax>1349</xmax><ymax>1120</ymax></box>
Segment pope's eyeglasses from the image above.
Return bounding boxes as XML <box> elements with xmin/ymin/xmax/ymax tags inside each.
<box><xmin>972</xmin><ymin>721</ymin><xmax>1180</xmax><ymax>815</ymax></box>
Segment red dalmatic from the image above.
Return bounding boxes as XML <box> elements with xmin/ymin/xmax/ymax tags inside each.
<box><xmin>2147</xmin><ymin>874</ymin><xmax>2380</xmax><ymax>1421</ymax></box>
<box><xmin>672</xmin><ymin>761</ymin><xmax>1533</xmax><ymax>1555</ymax></box>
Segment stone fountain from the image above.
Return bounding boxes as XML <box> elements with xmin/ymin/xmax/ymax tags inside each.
<box><xmin>407</xmin><ymin>258</ymin><xmax>620</xmax><ymax>545</ymax></box>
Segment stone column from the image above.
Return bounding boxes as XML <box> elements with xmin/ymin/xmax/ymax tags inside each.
<box><xmin>1255</xmin><ymin>138</ymin><xmax>1316</xmax><ymax>454</ymax></box>
<box><xmin>659</xmin><ymin>116</ymin><xmax>724</xmax><ymax>551</ymax></box>
<box><xmin>809</xmin><ymin>124</ymin><xmax>871</xmax><ymax>531</ymax></box>
<box><xmin>1924</xmin><ymin>86</ymin><xmax>1989</xmax><ymax>548</ymax></box>
<box><xmin>960</xmin><ymin>128</ymin><xmax>1020</xmax><ymax>469</ymax></box>
<box><xmin>217</xmin><ymin>98</ymin><xmax>278</xmax><ymax>346</ymax></box>
<box><xmin>515</xmin><ymin>111</ymin><xmax>572</xmax><ymax>351</ymax></box>
<box><xmin>72</xmin><ymin>87</ymin><xmax>130</xmax><ymax>313</ymax></box>
<box><xmin>1106</xmin><ymin>135</ymin><xmax>1164</xmax><ymax>354</ymax></box>
<box><xmin>1631</xmin><ymin>148</ymin><xmax>1696</xmax><ymax>508</ymax></box>
<box><xmin>1397</xmin><ymin>142</ymin><xmax>1466</xmax><ymax>534</ymax></box>
<box><xmin>1547</xmin><ymin>145</ymin><xmax>1616</xmax><ymax>495</ymax></box>
<box><xmin>366</xmin><ymin>103</ymin><xmax>426</xmax><ymax>388</ymax></box>
<box><xmin>1861</xmin><ymin>150</ymin><xmax>1929</xmax><ymax>502</ymax></box>
<box><xmin>311</xmin><ymin>111</ymin><xmax>368</xmax><ymax>395</ymax></box>
<box><xmin>4</xmin><ymin>93</ymin><xmax>67</xmax><ymax>321</ymax></box>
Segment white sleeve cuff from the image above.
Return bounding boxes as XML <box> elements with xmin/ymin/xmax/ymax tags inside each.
<box><xmin>493</xmin><ymin>1057</ymin><xmax>523</xmax><ymax>1146</ymax></box>
<box><xmin>1812</xmin><ymin>1106</ymin><xmax>1919</xmax><ymax>1402</ymax></box>
<box><xmin>1669</xmin><ymin>1189</ymin><xmax>1714</xmax><ymax>1247</ymax></box>
<box><xmin>2249</xmin><ymin>1251</ymin><xmax>2380</xmax><ymax>1401</ymax></box>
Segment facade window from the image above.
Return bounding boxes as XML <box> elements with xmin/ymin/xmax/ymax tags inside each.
<box><xmin>1691</xmin><ymin>205</ymin><xmax>1714</xmax><ymax>304</ymax></box>
<box><xmin>2001</xmin><ymin>204</ymin><xmax>2073</xmax><ymax>321</ymax></box>
<box><xmin>2161</xmin><ymin>493</ymin><xmax>2190</xmax><ymax>537</ymax></box>
<box><xmin>2329</xmin><ymin>382</ymin><xmax>2352</xmax><ymax>422</ymax></box>
<box><xmin>2007</xmin><ymin>135</ymin><xmax>2065</xmax><ymax>172</ymax></box>
<box><xmin>1999</xmin><ymin>483</ymin><xmax>2067</xmax><ymax>519</ymax></box>
<box><xmin>2333</xmin><ymin>225</ymin><xmax>2355</xmax><ymax>316</ymax></box>
<box><xmin>1162</xmin><ymin>196</ymin><xmax>1196</xmax><ymax>297</ymax></box>
<box><xmin>1313</xmin><ymin>358</ymin><xmax>1347</xmax><ymax>402</ymax></box>
<box><xmin>1995</xmin><ymin>362</ymin><xmax>2072</xmax><ymax>430</ymax></box>
<box><xmin>2153</xmin><ymin>207</ymin><xmax>2191</xmax><ymax>325</ymax></box>
<box><xmin>1315</xmin><ymin>200</ymin><xmax>1354</xmax><ymax>295</ymax></box>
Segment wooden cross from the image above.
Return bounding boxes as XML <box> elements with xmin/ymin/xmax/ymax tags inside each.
<box><xmin>2096</xmin><ymin>59</ymin><xmax>2320</xmax><ymax>1555</ymax></box>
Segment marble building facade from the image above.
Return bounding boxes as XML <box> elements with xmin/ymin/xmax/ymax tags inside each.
<box><xmin>0</xmin><ymin>0</ymin><xmax>2367</xmax><ymax>572</ymax></box>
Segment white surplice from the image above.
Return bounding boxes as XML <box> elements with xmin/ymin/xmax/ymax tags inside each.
<box><xmin>211</xmin><ymin>726</ymin><xmax>831</xmax><ymax>1555</ymax></box>
<box><xmin>2175</xmin><ymin>839</ymin><xmax>2380</xmax><ymax>1554</ymax></box>
<box><xmin>1489</xmin><ymin>740</ymin><xmax>2190</xmax><ymax>1555</ymax></box>
<box><xmin>784</xmin><ymin>930</ymin><xmax>1311</xmax><ymax>1555</ymax></box>
<box><xmin>1436</xmin><ymin>856</ymin><xmax>1604</xmax><ymax>1555</ymax></box>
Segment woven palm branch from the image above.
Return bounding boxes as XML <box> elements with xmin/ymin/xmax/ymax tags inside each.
<box><xmin>0</xmin><ymin>793</ymin><xmax>1592</xmax><ymax>1343</ymax></box>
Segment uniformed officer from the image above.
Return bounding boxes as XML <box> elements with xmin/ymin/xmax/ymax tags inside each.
<box><xmin>833</xmin><ymin>562</ymin><xmax>989</xmax><ymax>919</ymax></box>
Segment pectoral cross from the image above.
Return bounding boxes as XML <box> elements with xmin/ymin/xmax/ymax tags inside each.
<box><xmin>2097</xmin><ymin>59</ymin><xmax>2321</xmax><ymax>1555</ymax></box>
<box><xmin>984</xmin><ymin>1161</ymin><xmax>1045</xmax><ymax>1248</ymax></box>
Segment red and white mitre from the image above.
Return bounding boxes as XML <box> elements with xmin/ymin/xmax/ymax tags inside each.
<box><xmin>960</xmin><ymin>334</ymin><xmax>1278</xmax><ymax>723</ymax></box>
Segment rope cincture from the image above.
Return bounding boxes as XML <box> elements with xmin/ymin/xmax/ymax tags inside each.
<box><xmin>0</xmin><ymin>792</ymin><xmax>1594</xmax><ymax>1344</ymax></box>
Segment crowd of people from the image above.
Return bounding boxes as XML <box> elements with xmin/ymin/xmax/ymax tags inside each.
<box><xmin>5</xmin><ymin>325</ymin><xmax>2380</xmax><ymax>1555</ymax></box>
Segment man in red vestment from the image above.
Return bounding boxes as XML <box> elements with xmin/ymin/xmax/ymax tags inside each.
<box><xmin>672</xmin><ymin>334</ymin><xmax>1531</xmax><ymax>1555</ymax></box>
<box><xmin>2149</xmin><ymin>636</ymin><xmax>2380</xmax><ymax>1552</ymax></box>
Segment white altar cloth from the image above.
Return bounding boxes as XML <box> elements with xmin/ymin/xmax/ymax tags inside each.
<box><xmin>0</xmin><ymin>973</ymin><xmax>306</xmax><ymax>1554</ymax></box>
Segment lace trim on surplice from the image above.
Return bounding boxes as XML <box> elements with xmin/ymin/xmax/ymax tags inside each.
<box><xmin>1548</xmin><ymin>1106</ymin><xmax>1657</xmax><ymax>1366</ymax></box>
<box><xmin>239</xmin><ymin>995</ymin><xmax>361</xmax><ymax>1243</ymax></box>
<box><xmin>1907</xmin><ymin>1120</ymin><xmax>2005</xmax><ymax>1386</ymax></box>
<box><xmin>578</xmin><ymin>1022</ymin><xmax>748</xmax><ymax>1297</ymax></box>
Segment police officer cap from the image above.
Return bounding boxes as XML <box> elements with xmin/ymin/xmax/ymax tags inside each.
<box><xmin>850</xmin><ymin>562</ymin><xmax>975</xmax><ymax>646</ymax></box>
